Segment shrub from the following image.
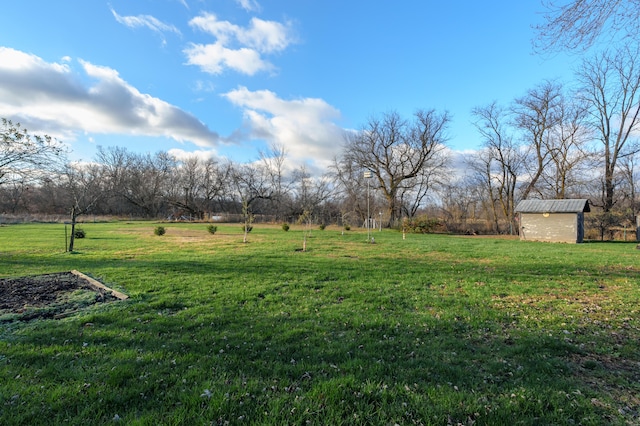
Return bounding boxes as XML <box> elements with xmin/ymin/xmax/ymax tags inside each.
<box><xmin>343</xmin><ymin>224</ymin><xmax>351</xmax><ymax>231</ymax></box>
<box><xmin>207</xmin><ymin>225</ymin><xmax>217</xmax><ymax>235</ymax></box>
<box><xmin>318</xmin><ymin>224</ymin><xmax>326</xmax><ymax>230</ymax></box>
<box><xmin>154</xmin><ymin>226</ymin><xmax>166</xmax><ymax>236</ymax></box>
<box><xmin>403</xmin><ymin>216</ymin><xmax>445</xmax><ymax>234</ymax></box>
<box><xmin>74</xmin><ymin>228</ymin><xmax>86</xmax><ymax>239</ymax></box>
<box><xmin>281</xmin><ymin>223</ymin><xmax>290</xmax><ymax>232</ymax></box>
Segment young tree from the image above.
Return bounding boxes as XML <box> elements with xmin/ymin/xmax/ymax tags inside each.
<box><xmin>62</xmin><ymin>163</ymin><xmax>106</xmax><ymax>251</ymax></box>
<box><xmin>230</xmin><ymin>162</ymin><xmax>274</xmax><ymax>243</ymax></box>
<box><xmin>341</xmin><ymin>109</ymin><xmax>450</xmax><ymax>226</ymax></box>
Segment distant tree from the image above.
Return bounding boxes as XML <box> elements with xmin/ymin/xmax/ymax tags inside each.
<box><xmin>511</xmin><ymin>80</ymin><xmax>593</xmax><ymax>199</ymax></box>
<box><xmin>618</xmin><ymin>152</ymin><xmax>640</xmax><ymax>221</ymax></box>
<box><xmin>167</xmin><ymin>156</ymin><xmax>216</xmax><ymax>220</ymax></box>
<box><xmin>330</xmin><ymin>154</ymin><xmax>370</xmax><ymax>227</ymax></box>
<box><xmin>230</xmin><ymin>162</ymin><xmax>273</xmax><ymax>243</ymax></box>
<box><xmin>539</xmin><ymin>97</ymin><xmax>592</xmax><ymax>199</ymax></box>
<box><xmin>576</xmin><ymin>44</ymin><xmax>640</xmax><ymax>212</ymax></box>
<box><xmin>535</xmin><ymin>0</ymin><xmax>640</xmax><ymax>52</ymax></box>
<box><xmin>290</xmin><ymin>165</ymin><xmax>333</xmax><ymax>223</ymax></box>
<box><xmin>471</xmin><ymin>102</ymin><xmax>524</xmax><ymax>233</ymax></box>
<box><xmin>341</xmin><ymin>109</ymin><xmax>450</xmax><ymax>226</ymax></box>
<box><xmin>0</xmin><ymin>118</ymin><xmax>65</xmax><ymax>187</ymax></box>
<box><xmin>97</xmin><ymin>146</ymin><xmax>174</xmax><ymax>217</ymax></box>
<box><xmin>259</xmin><ymin>143</ymin><xmax>291</xmax><ymax>221</ymax></box>
<box><xmin>512</xmin><ymin>81</ymin><xmax>563</xmax><ymax>200</ymax></box>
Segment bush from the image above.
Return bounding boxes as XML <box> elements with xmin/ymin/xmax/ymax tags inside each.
<box><xmin>343</xmin><ymin>224</ymin><xmax>351</xmax><ymax>231</ymax></box>
<box><xmin>207</xmin><ymin>225</ymin><xmax>217</xmax><ymax>235</ymax></box>
<box><xmin>154</xmin><ymin>226</ymin><xmax>166</xmax><ymax>236</ymax></box>
<box><xmin>281</xmin><ymin>223</ymin><xmax>290</xmax><ymax>232</ymax></box>
<box><xmin>318</xmin><ymin>224</ymin><xmax>326</xmax><ymax>230</ymax></box>
<box><xmin>403</xmin><ymin>216</ymin><xmax>445</xmax><ymax>234</ymax></box>
<box><xmin>74</xmin><ymin>228</ymin><xmax>86</xmax><ymax>239</ymax></box>
<box><xmin>242</xmin><ymin>224</ymin><xmax>253</xmax><ymax>233</ymax></box>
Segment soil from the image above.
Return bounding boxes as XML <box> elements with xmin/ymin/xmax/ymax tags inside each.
<box><xmin>0</xmin><ymin>271</ymin><xmax>122</xmax><ymax>321</ymax></box>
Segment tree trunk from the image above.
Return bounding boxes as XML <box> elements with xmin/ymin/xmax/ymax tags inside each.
<box><xmin>68</xmin><ymin>206</ymin><xmax>77</xmax><ymax>252</ymax></box>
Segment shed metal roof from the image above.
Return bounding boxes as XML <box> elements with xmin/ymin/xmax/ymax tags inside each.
<box><xmin>515</xmin><ymin>199</ymin><xmax>590</xmax><ymax>213</ymax></box>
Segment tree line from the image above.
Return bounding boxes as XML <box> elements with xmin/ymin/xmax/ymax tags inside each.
<box><xmin>2</xmin><ymin>40</ymin><xmax>640</xmax><ymax>239</ymax></box>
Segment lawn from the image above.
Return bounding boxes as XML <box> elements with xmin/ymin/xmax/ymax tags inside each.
<box><xmin>0</xmin><ymin>222</ymin><xmax>639</xmax><ymax>425</ymax></box>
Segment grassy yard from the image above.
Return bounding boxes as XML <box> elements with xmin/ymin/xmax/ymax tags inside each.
<box><xmin>0</xmin><ymin>222</ymin><xmax>639</xmax><ymax>425</ymax></box>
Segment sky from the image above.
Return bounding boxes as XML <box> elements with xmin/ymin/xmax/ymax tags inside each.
<box><xmin>0</xmin><ymin>1</ymin><xmax>580</xmax><ymax>173</ymax></box>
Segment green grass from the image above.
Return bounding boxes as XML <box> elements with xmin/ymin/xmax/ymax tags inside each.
<box><xmin>1</xmin><ymin>222</ymin><xmax>639</xmax><ymax>425</ymax></box>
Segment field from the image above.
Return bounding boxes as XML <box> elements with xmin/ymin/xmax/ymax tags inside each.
<box><xmin>0</xmin><ymin>222</ymin><xmax>639</xmax><ymax>425</ymax></box>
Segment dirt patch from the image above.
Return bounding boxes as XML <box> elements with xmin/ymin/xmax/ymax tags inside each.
<box><xmin>0</xmin><ymin>271</ymin><xmax>126</xmax><ymax>322</ymax></box>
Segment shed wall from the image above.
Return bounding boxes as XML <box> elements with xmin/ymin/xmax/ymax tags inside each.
<box><xmin>520</xmin><ymin>213</ymin><xmax>579</xmax><ymax>243</ymax></box>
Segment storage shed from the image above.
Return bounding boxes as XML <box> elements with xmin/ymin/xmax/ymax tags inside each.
<box><xmin>515</xmin><ymin>199</ymin><xmax>590</xmax><ymax>243</ymax></box>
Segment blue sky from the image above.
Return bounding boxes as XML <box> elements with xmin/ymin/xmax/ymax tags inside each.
<box><xmin>0</xmin><ymin>1</ymin><xmax>578</xmax><ymax>172</ymax></box>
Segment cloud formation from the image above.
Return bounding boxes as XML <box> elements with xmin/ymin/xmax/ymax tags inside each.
<box><xmin>110</xmin><ymin>7</ymin><xmax>181</xmax><ymax>44</ymax></box>
<box><xmin>235</xmin><ymin>0</ymin><xmax>261</xmax><ymax>12</ymax></box>
<box><xmin>223</xmin><ymin>86</ymin><xmax>344</xmax><ymax>168</ymax></box>
<box><xmin>0</xmin><ymin>47</ymin><xmax>220</xmax><ymax>147</ymax></box>
<box><xmin>185</xmin><ymin>13</ymin><xmax>295</xmax><ymax>75</ymax></box>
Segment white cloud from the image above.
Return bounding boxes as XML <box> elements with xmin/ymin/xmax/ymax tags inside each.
<box><xmin>168</xmin><ymin>147</ymin><xmax>221</xmax><ymax>162</ymax></box>
<box><xmin>235</xmin><ymin>0</ymin><xmax>261</xmax><ymax>12</ymax></box>
<box><xmin>223</xmin><ymin>86</ymin><xmax>344</xmax><ymax>169</ymax></box>
<box><xmin>184</xmin><ymin>42</ymin><xmax>271</xmax><ymax>75</ymax></box>
<box><xmin>111</xmin><ymin>7</ymin><xmax>181</xmax><ymax>43</ymax></box>
<box><xmin>193</xmin><ymin>80</ymin><xmax>216</xmax><ymax>93</ymax></box>
<box><xmin>0</xmin><ymin>47</ymin><xmax>220</xmax><ymax>148</ymax></box>
<box><xmin>185</xmin><ymin>13</ymin><xmax>294</xmax><ymax>75</ymax></box>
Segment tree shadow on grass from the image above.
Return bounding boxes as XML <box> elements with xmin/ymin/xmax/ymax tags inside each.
<box><xmin>2</xmin><ymin>246</ymin><xmax>639</xmax><ymax>424</ymax></box>
<box><xmin>2</xmin><ymin>289</ymin><xmax>638</xmax><ymax>425</ymax></box>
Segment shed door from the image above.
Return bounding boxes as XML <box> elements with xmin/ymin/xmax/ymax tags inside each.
<box><xmin>577</xmin><ymin>212</ymin><xmax>584</xmax><ymax>243</ymax></box>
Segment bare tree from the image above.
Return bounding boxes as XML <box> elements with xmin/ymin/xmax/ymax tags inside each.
<box><xmin>512</xmin><ymin>81</ymin><xmax>563</xmax><ymax>199</ymax></box>
<box><xmin>342</xmin><ymin>109</ymin><xmax>450</xmax><ymax>226</ymax></box>
<box><xmin>535</xmin><ymin>0</ymin><xmax>640</xmax><ymax>52</ymax></box>
<box><xmin>97</xmin><ymin>147</ymin><xmax>175</xmax><ymax>218</ymax></box>
<box><xmin>399</xmin><ymin>149</ymin><xmax>448</xmax><ymax>218</ymax></box>
<box><xmin>576</xmin><ymin>44</ymin><xmax>640</xmax><ymax>212</ymax></box>
<box><xmin>259</xmin><ymin>143</ymin><xmax>291</xmax><ymax>221</ymax></box>
<box><xmin>291</xmin><ymin>165</ymin><xmax>333</xmax><ymax>223</ymax></box>
<box><xmin>168</xmin><ymin>156</ymin><xmax>225</xmax><ymax>220</ymax></box>
<box><xmin>471</xmin><ymin>102</ymin><xmax>524</xmax><ymax>233</ymax></box>
<box><xmin>62</xmin><ymin>163</ymin><xmax>106</xmax><ymax>251</ymax></box>
<box><xmin>512</xmin><ymin>81</ymin><xmax>593</xmax><ymax>199</ymax></box>
<box><xmin>230</xmin><ymin>162</ymin><xmax>274</xmax><ymax>242</ymax></box>
<box><xmin>541</xmin><ymin>99</ymin><xmax>593</xmax><ymax>198</ymax></box>
<box><xmin>0</xmin><ymin>118</ymin><xmax>65</xmax><ymax>187</ymax></box>
<box><xmin>330</xmin><ymin>153</ymin><xmax>370</xmax><ymax>227</ymax></box>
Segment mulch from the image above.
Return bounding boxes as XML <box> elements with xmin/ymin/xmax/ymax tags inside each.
<box><xmin>0</xmin><ymin>271</ymin><xmax>126</xmax><ymax>321</ymax></box>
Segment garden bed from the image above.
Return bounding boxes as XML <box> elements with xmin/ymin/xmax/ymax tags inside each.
<box><xmin>0</xmin><ymin>270</ymin><xmax>127</xmax><ymax>322</ymax></box>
